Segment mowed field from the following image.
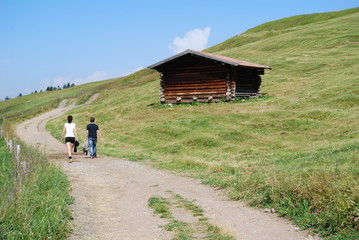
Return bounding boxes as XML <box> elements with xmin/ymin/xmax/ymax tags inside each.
<box><xmin>2</xmin><ymin>7</ymin><xmax>359</xmax><ymax>239</ymax></box>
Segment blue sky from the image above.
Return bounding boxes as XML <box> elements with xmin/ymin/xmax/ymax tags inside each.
<box><xmin>0</xmin><ymin>0</ymin><xmax>358</xmax><ymax>100</ymax></box>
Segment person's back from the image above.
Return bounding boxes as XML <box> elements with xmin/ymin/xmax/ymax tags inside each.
<box><xmin>64</xmin><ymin>122</ymin><xmax>76</xmax><ymax>137</ymax></box>
<box><xmin>87</xmin><ymin>123</ymin><xmax>99</xmax><ymax>138</ymax></box>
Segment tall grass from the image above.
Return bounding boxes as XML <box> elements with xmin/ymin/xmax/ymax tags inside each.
<box><xmin>201</xmin><ymin>143</ymin><xmax>359</xmax><ymax>238</ymax></box>
<box><xmin>0</xmin><ymin>125</ymin><xmax>73</xmax><ymax>239</ymax></box>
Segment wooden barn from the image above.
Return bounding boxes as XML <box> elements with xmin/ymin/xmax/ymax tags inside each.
<box><xmin>148</xmin><ymin>49</ymin><xmax>272</xmax><ymax>103</ymax></box>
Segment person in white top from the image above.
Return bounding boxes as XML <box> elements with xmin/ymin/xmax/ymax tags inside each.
<box><xmin>61</xmin><ymin>115</ymin><xmax>78</xmax><ymax>162</ymax></box>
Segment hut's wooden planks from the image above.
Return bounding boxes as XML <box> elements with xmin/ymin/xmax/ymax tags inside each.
<box><xmin>148</xmin><ymin>49</ymin><xmax>271</xmax><ymax>103</ymax></box>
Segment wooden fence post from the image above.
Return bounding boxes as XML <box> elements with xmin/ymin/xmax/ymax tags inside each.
<box><xmin>16</xmin><ymin>145</ymin><xmax>21</xmax><ymax>164</ymax></box>
<box><xmin>8</xmin><ymin>139</ymin><xmax>12</xmax><ymax>153</ymax></box>
<box><xmin>16</xmin><ymin>144</ymin><xmax>22</xmax><ymax>187</ymax></box>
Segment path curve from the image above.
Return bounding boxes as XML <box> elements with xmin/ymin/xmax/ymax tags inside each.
<box><xmin>16</xmin><ymin>95</ymin><xmax>316</xmax><ymax>240</ymax></box>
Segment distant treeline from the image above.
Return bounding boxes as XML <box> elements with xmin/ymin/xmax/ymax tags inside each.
<box><xmin>45</xmin><ymin>82</ymin><xmax>75</xmax><ymax>92</ymax></box>
<box><xmin>3</xmin><ymin>82</ymin><xmax>76</xmax><ymax>101</ymax></box>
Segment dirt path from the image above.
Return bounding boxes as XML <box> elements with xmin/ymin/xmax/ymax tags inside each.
<box><xmin>16</xmin><ymin>96</ymin><xmax>316</xmax><ymax>240</ymax></box>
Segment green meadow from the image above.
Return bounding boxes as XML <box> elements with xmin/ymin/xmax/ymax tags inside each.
<box><xmin>1</xmin><ymin>7</ymin><xmax>359</xmax><ymax>239</ymax></box>
<box><xmin>0</xmin><ymin>136</ymin><xmax>72</xmax><ymax>239</ymax></box>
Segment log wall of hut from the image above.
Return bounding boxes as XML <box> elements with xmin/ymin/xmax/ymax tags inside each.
<box><xmin>159</xmin><ymin>55</ymin><xmax>228</xmax><ymax>103</ymax></box>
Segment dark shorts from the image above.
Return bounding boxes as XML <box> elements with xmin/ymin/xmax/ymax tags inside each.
<box><xmin>65</xmin><ymin>137</ymin><xmax>75</xmax><ymax>143</ymax></box>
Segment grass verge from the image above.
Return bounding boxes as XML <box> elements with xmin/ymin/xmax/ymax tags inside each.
<box><xmin>0</xmin><ymin>136</ymin><xmax>73</xmax><ymax>239</ymax></box>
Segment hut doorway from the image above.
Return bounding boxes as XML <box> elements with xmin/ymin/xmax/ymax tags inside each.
<box><xmin>234</xmin><ymin>68</ymin><xmax>262</xmax><ymax>98</ymax></box>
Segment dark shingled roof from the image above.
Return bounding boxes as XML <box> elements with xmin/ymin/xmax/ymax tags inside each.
<box><xmin>148</xmin><ymin>49</ymin><xmax>272</xmax><ymax>70</ymax></box>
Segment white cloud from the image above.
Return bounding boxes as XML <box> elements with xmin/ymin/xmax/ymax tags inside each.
<box><xmin>19</xmin><ymin>88</ymin><xmax>32</xmax><ymax>95</ymax></box>
<box><xmin>73</xmin><ymin>71</ymin><xmax>110</xmax><ymax>85</ymax></box>
<box><xmin>39</xmin><ymin>67</ymin><xmax>145</xmax><ymax>91</ymax></box>
<box><xmin>0</xmin><ymin>67</ymin><xmax>146</xmax><ymax>100</ymax></box>
<box><xmin>41</xmin><ymin>71</ymin><xmax>110</xmax><ymax>90</ymax></box>
<box><xmin>122</xmin><ymin>66</ymin><xmax>144</xmax><ymax>76</ymax></box>
<box><xmin>169</xmin><ymin>27</ymin><xmax>211</xmax><ymax>54</ymax></box>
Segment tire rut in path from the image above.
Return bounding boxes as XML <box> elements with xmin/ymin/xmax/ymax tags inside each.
<box><xmin>16</xmin><ymin>98</ymin><xmax>317</xmax><ymax>240</ymax></box>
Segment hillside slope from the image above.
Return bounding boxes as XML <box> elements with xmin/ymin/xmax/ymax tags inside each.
<box><xmin>208</xmin><ymin>7</ymin><xmax>359</xmax><ymax>52</ymax></box>
<box><xmin>2</xmin><ymin>7</ymin><xmax>358</xmax><ymax>239</ymax></box>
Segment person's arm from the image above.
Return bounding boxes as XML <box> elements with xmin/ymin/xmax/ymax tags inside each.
<box><xmin>61</xmin><ymin>125</ymin><xmax>65</xmax><ymax>141</ymax></box>
<box><xmin>97</xmin><ymin>129</ymin><xmax>104</xmax><ymax>141</ymax></box>
<box><xmin>74</xmin><ymin>126</ymin><xmax>78</xmax><ymax>140</ymax></box>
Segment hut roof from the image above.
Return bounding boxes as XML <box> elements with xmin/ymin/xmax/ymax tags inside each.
<box><xmin>148</xmin><ymin>49</ymin><xmax>272</xmax><ymax>70</ymax></box>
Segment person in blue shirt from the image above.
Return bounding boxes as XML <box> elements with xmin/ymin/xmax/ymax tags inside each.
<box><xmin>86</xmin><ymin>117</ymin><xmax>104</xmax><ymax>159</ymax></box>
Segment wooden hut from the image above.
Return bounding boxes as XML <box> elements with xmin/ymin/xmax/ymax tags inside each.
<box><xmin>148</xmin><ymin>49</ymin><xmax>272</xmax><ymax>103</ymax></box>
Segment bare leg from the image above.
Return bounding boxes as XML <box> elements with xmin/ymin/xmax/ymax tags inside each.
<box><xmin>66</xmin><ymin>142</ymin><xmax>73</xmax><ymax>162</ymax></box>
<box><xmin>66</xmin><ymin>142</ymin><xmax>72</xmax><ymax>157</ymax></box>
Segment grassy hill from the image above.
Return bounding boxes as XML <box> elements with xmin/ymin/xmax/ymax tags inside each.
<box><xmin>2</xmin><ymin>7</ymin><xmax>359</xmax><ymax>239</ymax></box>
<box><xmin>208</xmin><ymin>7</ymin><xmax>359</xmax><ymax>52</ymax></box>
